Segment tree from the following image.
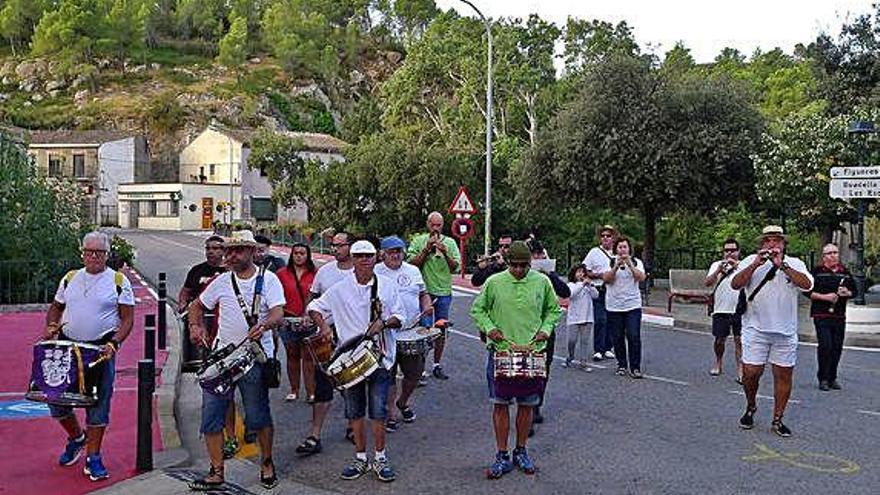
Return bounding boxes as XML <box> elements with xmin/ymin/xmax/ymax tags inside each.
<box><xmin>217</xmin><ymin>14</ymin><xmax>248</xmax><ymax>79</ymax></box>
<box><xmin>0</xmin><ymin>0</ymin><xmax>46</xmax><ymax>56</ymax></box>
<box><xmin>31</xmin><ymin>0</ymin><xmax>106</xmax><ymax>65</ymax></box>
<box><xmin>561</xmin><ymin>18</ymin><xmax>640</xmax><ymax>74</ymax></box>
<box><xmin>391</xmin><ymin>0</ymin><xmax>438</xmax><ymax>44</ymax></box>
<box><xmin>661</xmin><ymin>41</ymin><xmax>695</xmax><ymax>76</ymax></box>
<box><xmin>104</xmin><ymin>0</ymin><xmax>148</xmax><ymax>63</ymax></box>
<box><xmin>176</xmin><ymin>0</ymin><xmax>227</xmax><ymax>42</ymax></box>
<box><xmin>512</xmin><ymin>55</ymin><xmax>763</xmax><ymax>269</ymax></box>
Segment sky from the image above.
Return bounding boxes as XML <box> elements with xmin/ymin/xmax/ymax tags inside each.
<box><xmin>435</xmin><ymin>0</ymin><xmax>875</xmax><ymax>63</ymax></box>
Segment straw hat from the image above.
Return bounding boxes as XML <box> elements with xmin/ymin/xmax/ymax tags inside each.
<box><xmin>225</xmin><ymin>229</ymin><xmax>258</xmax><ymax>247</ymax></box>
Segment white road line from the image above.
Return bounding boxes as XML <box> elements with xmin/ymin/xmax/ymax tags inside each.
<box><xmin>727</xmin><ymin>390</ymin><xmax>801</xmax><ymax>404</ymax></box>
<box><xmin>857</xmin><ymin>409</ymin><xmax>880</xmax><ymax>417</ymax></box>
<box><xmin>447</xmin><ymin>328</ymin><xmax>692</xmax><ymax>385</ymax></box>
<box><xmin>653</xmin><ymin>324</ymin><xmax>880</xmax><ymax>353</ymax></box>
<box><xmin>453</xmin><ymin>287</ymin><xmax>480</xmax><ymax>296</ymax></box>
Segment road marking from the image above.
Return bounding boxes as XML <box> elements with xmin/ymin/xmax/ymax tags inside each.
<box><xmin>652</xmin><ymin>324</ymin><xmax>880</xmax><ymax>353</ymax></box>
<box><xmin>453</xmin><ymin>287</ymin><xmax>480</xmax><ymax>296</ymax></box>
<box><xmin>727</xmin><ymin>390</ymin><xmax>801</xmax><ymax>404</ymax></box>
<box><xmin>742</xmin><ymin>443</ymin><xmax>860</xmax><ymax>474</ymax></box>
<box><xmin>447</xmin><ymin>328</ymin><xmax>691</xmax><ymax>385</ymax></box>
<box><xmin>857</xmin><ymin>409</ymin><xmax>880</xmax><ymax>416</ymax></box>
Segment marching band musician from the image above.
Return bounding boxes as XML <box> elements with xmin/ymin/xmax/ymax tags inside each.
<box><xmin>471</xmin><ymin>234</ymin><xmax>513</xmax><ymax>287</ymax></box>
<box><xmin>705</xmin><ymin>238</ymin><xmax>744</xmax><ymax>381</ymax></box>
<box><xmin>602</xmin><ymin>236</ymin><xmax>647</xmax><ymax>378</ymax></box>
<box><xmin>188</xmin><ymin>230</ymin><xmax>285</xmax><ymax>491</ymax></box>
<box><xmin>307</xmin><ymin>240</ymin><xmax>405</xmax><ymax>483</ymax></box>
<box><xmin>43</xmin><ymin>231</ymin><xmax>135</xmax><ymax>482</ymax></box>
<box><xmin>731</xmin><ymin>226</ymin><xmax>813</xmax><ymax>437</ymax></box>
<box><xmin>808</xmin><ymin>243</ymin><xmax>855</xmax><ymax>391</ymax></box>
<box><xmin>470</xmin><ymin>241</ymin><xmax>562</xmax><ymax>479</ymax></box>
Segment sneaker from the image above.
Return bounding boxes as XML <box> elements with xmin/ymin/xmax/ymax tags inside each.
<box><xmin>341</xmin><ymin>458</ymin><xmax>370</xmax><ymax>480</ymax></box>
<box><xmin>630</xmin><ymin>369</ymin><xmax>644</xmax><ymax>379</ymax></box>
<box><xmin>604</xmin><ymin>350</ymin><xmax>616</xmax><ymax>359</ymax></box>
<box><xmin>397</xmin><ymin>401</ymin><xmax>416</xmax><ymax>423</ymax></box>
<box><xmin>486</xmin><ymin>452</ymin><xmax>513</xmax><ymax>479</ymax></box>
<box><xmin>819</xmin><ymin>381</ymin><xmax>830</xmax><ymax>391</ymax></box>
<box><xmin>432</xmin><ymin>365</ymin><xmax>449</xmax><ymax>380</ymax></box>
<box><xmin>592</xmin><ymin>352</ymin><xmax>603</xmax><ymax>362</ymax></box>
<box><xmin>59</xmin><ymin>433</ymin><xmax>86</xmax><ymax>466</ymax></box>
<box><xmin>418</xmin><ymin>371</ymin><xmax>429</xmax><ymax>387</ymax></box>
<box><xmin>829</xmin><ymin>380</ymin><xmax>842</xmax><ymax>390</ymax></box>
<box><xmin>373</xmin><ymin>457</ymin><xmax>396</xmax><ymax>482</ymax></box>
<box><xmin>739</xmin><ymin>407</ymin><xmax>756</xmax><ymax>430</ymax></box>
<box><xmin>578</xmin><ymin>362</ymin><xmax>593</xmax><ymax>372</ymax></box>
<box><xmin>771</xmin><ymin>418</ymin><xmax>792</xmax><ymax>437</ymax></box>
<box><xmin>83</xmin><ymin>454</ymin><xmax>109</xmax><ymax>481</ymax></box>
<box><xmin>385</xmin><ymin>419</ymin><xmax>399</xmax><ymax>432</ymax></box>
<box><xmin>533</xmin><ymin>409</ymin><xmax>544</xmax><ymax>424</ymax></box>
<box><xmin>616</xmin><ymin>367</ymin><xmax>627</xmax><ymax>376</ymax></box>
<box><xmin>562</xmin><ymin>358</ymin><xmax>572</xmax><ymax>368</ymax></box>
<box><xmin>512</xmin><ymin>447</ymin><xmax>537</xmax><ymax>475</ymax></box>
<box><xmin>222</xmin><ymin>436</ymin><xmax>240</xmax><ymax>460</ymax></box>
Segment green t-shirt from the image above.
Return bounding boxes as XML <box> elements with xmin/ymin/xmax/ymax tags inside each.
<box><xmin>407</xmin><ymin>233</ymin><xmax>460</xmax><ymax>296</ymax></box>
<box><xmin>470</xmin><ymin>269</ymin><xmax>562</xmax><ymax>352</ymax></box>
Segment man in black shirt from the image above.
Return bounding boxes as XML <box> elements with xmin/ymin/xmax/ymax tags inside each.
<box><xmin>471</xmin><ymin>235</ymin><xmax>513</xmax><ymax>288</ymax></box>
<box><xmin>807</xmin><ymin>243</ymin><xmax>854</xmax><ymax>391</ymax></box>
<box><xmin>254</xmin><ymin>235</ymin><xmax>287</xmax><ymax>273</ymax></box>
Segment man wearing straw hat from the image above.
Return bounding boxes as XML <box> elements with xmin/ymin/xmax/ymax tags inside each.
<box><xmin>471</xmin><ymin>241</ymin><xmax>562</xmax><ymax>479</ymax></box>
<box><xmin>731</xmin><ymin>225</ymin><xmax>813</xmax><ymax>437</ymax></box>
<box><xmin>188</xmin><ymin>230</ymin><xmax>286</xmax><ymax>490</ymax></box>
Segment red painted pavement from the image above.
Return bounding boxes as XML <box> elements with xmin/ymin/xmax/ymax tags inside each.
<box><xmin>0</xmin><ymin>268</ymin><xmax>167</xmax><ymax>494</ymax></box>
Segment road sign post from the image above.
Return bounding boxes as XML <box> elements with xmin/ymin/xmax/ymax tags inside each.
<box><xmin>449</xmin><ymin>186</ymin><xmax>478</xmax><ymax>278</ymax></box>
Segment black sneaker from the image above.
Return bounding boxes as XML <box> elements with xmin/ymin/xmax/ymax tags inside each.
<box><xmin>739</xmin><ymin>408</ymin><xmax>756</xmax><ymax>430</ymax></box>
<box><xmin>771</xmin><ymin>418</ymin><xmax>792</xmax><ymax>437</ymax></box>
<box><xmin>432</xmin><ymin>365</ymin><xmax>449</xmax><ymax>380</ymax></box>
<box><xmin>397</xmin><ymin>401</ymin><xmax>416</xmax><ymax>423</ymax></box>
<box><xmin>533</xmin><ymin>409</ymin><xmax>544</xmax><ymax>424</ymax></box>
<box><xmin>829</xmin><ymin>380</ymin><xmax>842</xmax><ymax>390</ymax></box>
<box><xmin>385</xmin><ymin>419</ymin><xmax>399</xmax><ymax>432</ymax></box>
<box><xmin>819</xmin><ymin>381</ymin><xmax>830</xmax><ymax>391</ymax></box>
<box><xmin>418</xmin><ymin>372</ymin><xmax>428</xmax><ymax>387</ymax></box>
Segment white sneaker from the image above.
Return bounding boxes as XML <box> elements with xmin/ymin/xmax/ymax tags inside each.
<box><xmin>592</xmin><ymin>352</ymin><xmax>603</xmax><ymax>361</ymax></box>
<box><xmin>604</xmin><ymin>350</ymin><xmax>616</xmax><ymax>359</ymax></box>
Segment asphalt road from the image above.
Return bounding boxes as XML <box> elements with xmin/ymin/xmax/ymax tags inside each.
<box><xmin>121</xmin><ymin>229</ymin><xmax>880</xmax><ymax>495</ymax></box>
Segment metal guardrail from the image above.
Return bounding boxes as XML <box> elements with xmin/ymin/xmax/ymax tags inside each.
<box><xmin>0</xmin><ymin>259</ymin><xmax>75</xmax><ymax>304</ymax></box>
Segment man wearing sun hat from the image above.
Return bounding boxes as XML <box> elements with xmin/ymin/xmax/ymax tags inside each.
<box><xmin>582</xmin><ymin>224</ymin><xmax>619</xmax><ymax>361</ymax></box>
<box><xmin>731</xmin><ymin>225</ymin><xmax>813</xmax><ymax>438</ymax></box>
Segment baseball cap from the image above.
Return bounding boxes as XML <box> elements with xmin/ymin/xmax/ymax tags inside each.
<box><xmin>380</xmin><ymin>236</ymin><xmax>406</xmax><ymax>250</ymax></box>
<box><xmin>350</xmin><ymin>240</ymin><xmax>377</xmax><ymax>255</ymax></box>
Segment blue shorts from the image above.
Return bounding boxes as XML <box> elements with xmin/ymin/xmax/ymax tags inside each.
<box><xmin>420</xmin><ymin>294</ymin><xmax>452</xmax><ymax>328</ymax></box>
<box><xmin>343</xmin><ymin>368</ymin><xmax>392</xmax><ymax>420</ymax></box>
<box><xmin>485</xmin><ymin>350</ymin><xmax>540</xmax><ymax>406</ymax></box>
<box><xmin>50</xmin><ymin>355</ymin><xmax>116</xmax><ymax>427</ymax></box>
<box><xmin>200</xmin><ymin>363</ymin><xmax>272</xmax><ymax>434</ymax></box>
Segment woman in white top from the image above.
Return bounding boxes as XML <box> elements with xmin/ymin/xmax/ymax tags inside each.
<box><xmin>602</xmin><ymin>237</ymin><xmax>647</xmax><ymax>378</ymax></box>
<box><xmin>564</xmin><ymin>264</ymin><xmax>599</xmax><ymax>369</ymax></box>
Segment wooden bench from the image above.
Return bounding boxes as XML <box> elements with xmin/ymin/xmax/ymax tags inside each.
<box><xmin>667</xmin><ymin>269</ymin><xmax>713</xmax><ymax>312</ymax></box>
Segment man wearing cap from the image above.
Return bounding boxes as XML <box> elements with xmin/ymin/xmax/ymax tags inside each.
<box><xmin>188</xmin><ymin>230</ymin><xmax>285</xmax><ymax>490</ymax></box>
<box><xmin>471</xmin><ymin>241</ymin><xmax>562</xmax><ymax>479</ymax></box>
<box><xmin>731</xmin><ymin>226</ymin><xmax>813</xmax><ymax>437</ymax></box>
<box><xmin>582</xmin><ymin>225</ymin><xmax>618</xmax><ymax>361</ymax></box>
<box><xmin>375</xmin><ymin>236</ymin><xmax>433</xmax><ymax>430</ymax></box>
<box><xmin>308</xmin><ymin>240</ymin><xmax>405</xmax><ymax>482</ymax></box>
<box><xmin>408</xmin><ymin>212</ymin><xmax>461</xmax><ymax>380</ymax></box>
<box><xmin>254</xmin><ymin>234</ymin><xmax>287</xmax><ymax>273</ymax></box>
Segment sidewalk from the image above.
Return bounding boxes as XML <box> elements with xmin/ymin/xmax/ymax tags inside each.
<box><xmin>0</xmin><ymin>268</ymin><xmax>169</xmax><ymax>495</ymax></box>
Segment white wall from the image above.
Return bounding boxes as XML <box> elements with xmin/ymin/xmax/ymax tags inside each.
<box><xmin>98</xmin><ymin>137</ymin><xmax>136</xmax><ymax>208</ymax></box>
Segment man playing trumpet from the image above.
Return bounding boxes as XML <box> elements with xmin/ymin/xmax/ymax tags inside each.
<box><xmin>705</xmin><ymin>238</ymin><xmax>744</xmax><ymax>380</ymax></box>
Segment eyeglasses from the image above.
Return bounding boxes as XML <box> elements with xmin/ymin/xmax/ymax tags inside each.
<box><xmin>823</xmin><ymin>251</ymin><xmax>839</xmax><ymax>255</ymax></box>
<box><xmin>82</xmin><ymin>249</ymin><xmax>107</xmax><ymax>257</ymax></box>
<box><xmin>509</xmin><ymin>262</ymin><xmax>529</xmax><ymax>268</ymax></box>
<box><xmin>723</xmin><ymin>248</ymin><xmax>739</xmax><ymax>253</ymax></box>
<box><xmin>498</xmin><ymin>243</ymin><xmax>511</xmax><ymax>249</ymax></box>
<box><xmin>600</xmin><ymin>234</ymin><xmax>614</xmax><ymax>238</ymax></box>
<box><xmin>331</xmin><ymin>242</ymin><xmax>350</xmax><ymax>248</ymax></box>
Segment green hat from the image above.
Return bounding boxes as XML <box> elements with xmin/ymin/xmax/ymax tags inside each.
<box><xmin>507</xmin><ymin>241</ymin><xmax>531</xmax><ymax>263</ymax></box>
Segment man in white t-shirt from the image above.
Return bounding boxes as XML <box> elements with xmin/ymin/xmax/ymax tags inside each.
<box><xmin>308</xmin><ymin>240</ymin><xmax>405</xmax><ymax>483</ymax></box>
<box><xmin>311</xmin><ymin>231</ymin><xmax>354</xmax><ymax>299</ymax></box>
<box><xmin>188</xmin><ymin>230</ymin><xmax>285</xmax><ymax>490</ymax></box>
<box><xmin>582</xmin><ymin>225</ymin><xmax>618</xmax><ymax>361</ymax></box>
<box><xmin>43</xmin><ymin>231</ymin><xmax>135</xmax><ymax>482</ymax></box>
<box><xmin>705</xmin><ymin>238</ymin><xmax>744</xmax><ymax>380</ymax></box>
<box><xmin>731</xmin><ymin>226</ymin><xmax>813</xmax><ymax>438</ymax></box>
<box><xmin>375</xmin><ymin>236</ymin><xmax>433</xmax><ymax>430</ymax></box>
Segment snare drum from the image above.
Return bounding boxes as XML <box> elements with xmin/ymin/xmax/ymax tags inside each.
<box><xmin>26</xmin><ymin>340</ymin><xmax>105</xmax><ymax>407</ymax></box>
<box><xmin>396</xmin><ymin>326</ymin><xmax>441</xmax><ymax>355</ymax></box>
<box><xmin>493</xmin><ymin>350</ymin><xmax>547</xmax><ymax>379</ymax></box>
<box><xmin>279</xmin><ymin>316</ymin><xmax>318</xmax><ymax>345</ymax></box>
<box><xmin>324</xmin><ymin>338</ymin><xmax>381</xmax><ymax>390</ymax></box>
<box><xmin>303</xmin><ymin>332</ymin><xmax>334</xmax><ymax>364</ymax></box>
<box><xmin>197</xmin><ymin>340</ymin><xmax>267</xmax><ymax>396</ymax></box>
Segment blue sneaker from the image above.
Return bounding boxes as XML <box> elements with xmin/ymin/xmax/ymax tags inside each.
<box><xmin>83</xmin><ymin>454</ymin><xmax>110</xmax><ymax>481</ymax></box>
<box><xmin>59</xmin><ymin>434</ymin><xmax>86</xmax><ymax>466</ymax></box>
<box><xmin>340</xmin><ymin>458</ymin><xmax>370</xmax><ymax>480</ymax></box>
<box><xmin>372</xmin><ymin>457</ymin><xmax>396</xmax><ymax>482</ymax></box>
<box><xmin>486</xmin><ymin>452</ymin><xmax>513</xmax><ymax>479</ymax></box>
<box><xmin>513</xmin><ymin>447</ymin><xmax>537</xmax><ymax>475</ymax></box>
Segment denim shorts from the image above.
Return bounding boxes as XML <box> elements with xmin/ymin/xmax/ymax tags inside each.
<box><xmin>200</xmin><ymin>362</ymin><xmax>272</xmax><ymax>434</ymax></box>
<box><xmin>485</xmin><ymin>350</ymin><xmax>540</xmax><ymax>406</ymax></box>
<box><xmin>343</xmin><ymin>368</ymin><xmax>392</xmax><ymax>420</ymax></box>
<box><xmin>49</xmin><ymin>355</ymin><xmax>116</xmax><ymax>427</ymax></box>
<box><xmin>420</xmin><ymin>294</ymin><xmax>452</xmax><ymax>328</ymax></box>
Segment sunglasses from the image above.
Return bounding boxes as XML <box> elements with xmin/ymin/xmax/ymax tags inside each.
<box><xmin>82</xmin><ymin>249</ymin><xmax>107</xmax><ymax>257</ymax></box>
<box><xmin>331</xmin><ymin>242</ymin><xmax>350</xmax><ymax>248</ymax></box>
<box><xmin>498</xmin><ymin>243</ymin><xmax>511</xmax><ymax>249</ymax></box>
<box><xmin>723</xmin><ymin>248</ymin><xmax>739</xmax><ymax>253</ymax></box>
<box><xmin>509</xmin><ymin>262</ymin><xmax>529</xmax><ymax>268</ymax></box>
<box><xmin>352</xmin><ymin>253</ymin><xmax>374</xmax><ymax>258</ymax></box>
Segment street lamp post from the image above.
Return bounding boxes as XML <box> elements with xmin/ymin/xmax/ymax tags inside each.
<box><xmin>847</xmin><ymin>120</ymin><xmax>875</xmax><ymax>305</ymax></box>
<box><xmin>458</xmin><ymin>0</ymin><xmax>493</xmax><ymax>256</ymax></box>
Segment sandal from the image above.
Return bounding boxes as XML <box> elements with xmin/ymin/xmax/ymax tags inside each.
<box><xmin>188</xmin><ymin>465</ymin><xmax>224</xmax><ymax>491</ymax></box>
<box><xmin>295</xmin><ymin>435</ymin><xmax>322</xmax><ymax>456</ymax></box>
<box><xmin>260</xmin><ymin>458</ymin><xmax>278</xmax><ymax>489</ymax></box>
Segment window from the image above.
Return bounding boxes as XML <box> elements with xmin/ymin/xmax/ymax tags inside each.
<box><xmin>251</xmin><ymin>198</ymin><xmax>276</xmax><ymax>221</ymax></box>
<box><xmin>48</xmin><ymin>155</ymin><xmax>62</xmax><ymax>177</ymax></box>
<box><xmin>209</xmin><ymin>164</ymin><xmax>216</xmax><ymax>176</ymax></box>
<box><xmin>73</xmin><ymin>154</ymin><xmax>86</xmax><ymax>178</ymax></box>
<box><xmin>170</xmin><ymin>201</ymin><xmax>179</xmax><ymax>216</ymax></box>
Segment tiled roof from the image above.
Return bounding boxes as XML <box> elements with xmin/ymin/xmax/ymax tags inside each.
<box><xmin>28</xmin><ymin>129</ymin><xmax>135</xmax><ymax>146</ymax></box>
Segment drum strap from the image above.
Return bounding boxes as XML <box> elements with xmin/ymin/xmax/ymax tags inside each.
<box><xmin>230</xmin><ymin>267</ymin><xmax>265</xmax><ymax>328</ymax></box>
<box><xmin>369</xmin><ymin>275</ymin><xmax>387</xmax><ymax>357</ymax></box>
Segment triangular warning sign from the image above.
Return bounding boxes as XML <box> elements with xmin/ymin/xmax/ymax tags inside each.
<box><xmin>449</xmin><ymin>186</ymin><xmax>477</xmax><ymax>214</ymax></box>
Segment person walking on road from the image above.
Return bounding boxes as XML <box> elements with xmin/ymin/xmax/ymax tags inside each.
<box><xmin>603</xmin><ymin>236</ymin><xmax>647</xmax><ymax>378</ymax></box>
<box><xmin>43</xmin><ymin>231</ymin><xmax>135</xmax><ymax>482</ymax></box>
<box><xmin>564</xmin><ymin>264</ymin><xmax>599</xmax><ymax>369</ymax></box>
<box><xmin>408</xmin><ymin>212</ymin><xmax>461</xmax><ymax>380</ymax></box>
<box><xmin>276</xmin><ymin>242</ymin><xmax>318</xmax><ymax>402</ymax></box>
<box><xmin>731</xmin><ymin>226</ymin><xmax>813</xmax><ymax>437</ymax></box>
<box><xmin>583</xmin><ymin>225</ymin><xmax>618</xmax><ymax>361</ymax></box>
<box><xmin>188</xmin><ymin>230</ymin><xmax>285</xmax><ymax>490</ymax></box>
<box><xmin>471</xmin><ymin>241</ymin><xmax>562</xmax><ymax>479</ymax></box>
<box><xmin>705</xmin><ymin>238</ymin><xmax>744</xmax><ymax>381</ymax></box>
<box><xmin>808</xmin><ymin>243</ymin><xmax>854</xmax><ymax>391</ymax></box>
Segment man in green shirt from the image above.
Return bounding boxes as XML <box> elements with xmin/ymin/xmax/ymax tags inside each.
<box><xmin>470</xmin><ymin>241</ymin><xmax>562</xmax><ymax>479</ymax></box>
<box><xmin>408</xmin><ymin>211</ymin><xmax>460</xmax><ymax>380</ymax></box>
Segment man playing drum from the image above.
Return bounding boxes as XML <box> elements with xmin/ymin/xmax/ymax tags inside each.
<box><xmin>470</xmin><ymin>241</ymin><xmax>562</xmax><ymax>479</ymax></box>
<box><xmin>43</xmin><ymin>231</ymin><xmax>135</xmax><ymax>481</ymax></box>
<box><xmin>307</xmin><ymin>240</ymin><xmax>405</xmax><ymax>482</ymax></box>
<box><xmin>374</xmin><ymin>236</ymin><xmax>434</xmax><ymax>430</ymax></box>
<box><xmin>188</xmin><ymin>230</ymin><xmax>285</xmax><ymax>490</ymax></box>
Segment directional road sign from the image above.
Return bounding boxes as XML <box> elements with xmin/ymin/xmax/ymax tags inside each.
<box><xmin>830</xmin><ymin>167</ymin><xmax>880</xmax><ymax>179</ymax></box>
<box><xmin>829</xmin><ymin>178</ymin><xmax>880</xmax><ymax>198</ymax></box>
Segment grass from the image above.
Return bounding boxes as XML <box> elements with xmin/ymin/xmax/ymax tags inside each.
<box><xmin>131</xmin><ymin>46</ymin><xmax>212</xmax><ymax>67</ymax></box>
<box><xmin>1</xmin><ymin>93</ymin><xmax>76</xmax><ymax>129</ymax></box>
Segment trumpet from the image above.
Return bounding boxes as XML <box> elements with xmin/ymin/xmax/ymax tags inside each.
<box><xmin>476</xmin><ymin>252</ymin><xmax>504</xmax><ymax>265</ymax></box>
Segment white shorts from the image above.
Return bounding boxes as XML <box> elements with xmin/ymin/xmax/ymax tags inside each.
<box><xmin>741</xmin><ymin>327</ymin><xmax>797</xmax><ymax>367</ymax></box>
